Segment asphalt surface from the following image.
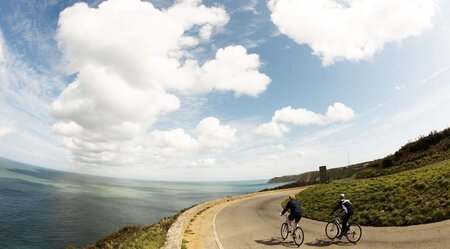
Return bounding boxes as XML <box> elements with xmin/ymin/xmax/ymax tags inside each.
<box><xmin>214</xmin><ymin>189</ymin><xmax>450</xmax><ymax>249</ymax></box>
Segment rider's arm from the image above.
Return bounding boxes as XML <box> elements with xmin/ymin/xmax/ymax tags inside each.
<box><xmin>281</xmin><ymin>201</ymin><xmax>291</xmax><ymax>215</ymax></box>
<box><xmin>329</xmin><ymin>201</ymin><xmax>341</xmax><ymax>215</ymax></box>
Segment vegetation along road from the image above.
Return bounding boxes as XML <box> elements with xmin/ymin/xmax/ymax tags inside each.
<box><xmin>184</xmin><ymin>187</ymin><xmax>450</xmax><ymax>249</ymax></box>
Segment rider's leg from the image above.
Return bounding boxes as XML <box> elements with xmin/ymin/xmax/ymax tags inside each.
<box><xmin>341</xmin><ymin>213</ymin><xmax>350</xmax><ymax>235</ymax></box>
<box><xmin>288</xmin><ymin>213</ymin><xmax>295</xmax><ymax>230</ymax></box>
<box><xmin>294</xmin><ymin>216</ymin><xmax>301</xmax><ymax>227</ymax></box>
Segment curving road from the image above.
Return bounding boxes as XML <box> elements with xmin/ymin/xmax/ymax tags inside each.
<box><xmin>214</xmin><ymin>189</ymin><xmax>450</xmax><ymax>249</ymax></box>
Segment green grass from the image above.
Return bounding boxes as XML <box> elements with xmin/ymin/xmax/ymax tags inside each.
<box><xmin>67</xmin><ymin>214</ymin><xmax>179</xmax><ymax>249</ymax></box>
<box><xmin>289</xmin><ymin>162</ymin><xmax>450</xmax><ymax>226</ymax></box>
<box><xmin>355</xmin><ymin>128</ymin><xmax>450</xmax><ymax>179</ymax></box>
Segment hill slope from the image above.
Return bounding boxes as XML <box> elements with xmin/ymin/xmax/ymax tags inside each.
<box><xmin>355</xmin><ymin>128</ymin><xmax>450</xmax><ymax>179</ymax></box>
<box><xmin>268</xmin><ymin>163</ymin><xmax>364</xmax><ymax>184</ymax></box>
<box><xmin>270</xmin><ymin>127</ymin><xmax>450</xmax><ymax>186</ymax></box>
<box><xmin>292</xmin><ymin>161</ymin><xmax>450</xmax><ymax>226</ymax></box>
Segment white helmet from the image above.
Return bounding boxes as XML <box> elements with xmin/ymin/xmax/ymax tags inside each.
<box><xmin>340</xmin><ymin>194</ymin><xmax>345</xmax><ymax>199</ymax></box>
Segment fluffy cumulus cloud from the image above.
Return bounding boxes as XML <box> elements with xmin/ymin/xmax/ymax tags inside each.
<box><xmin>268</xmin><ymin>0</ymin><xmax>439</xmax><ymax>65</ymax></box>
<box><xmin>273</xmin><ymin>102</ymin><xmax>355</xmax><ymax>125</ymax></box>
<box><xmin>52</xmin><ymin>0</ymin><xmax>263</xmax><ymax>167</ymax></box>
<box><xmin>257</xmin><ymin>102</ymin><xmax>354</xmax><ymax>137</ymax></box>
<box><xmin>256</xmin><ymin>122</ymin><xmax>290</xmax><ymax>137</ymax></box>
<box><xmin>325</xmin><ymin>102</ymin><xmax>355</xmax><ymax>122</ymax></box>
<box><xmin>196</xmin><ymin>117</ymin><xmax>237</xmax><ymax>149</ymax></box>
<box><xmin>152</xmin><ymin>128</ymin><xmax>199</xmax><ymax>152</ymax></box>
<box><xmin>151</xmin><ymin>116</ymin><xmax>237</xmax><ymax>153</ymax></box>
<box><xmin>273</xmin><ymin>106</ymin><xmax>328</xmax><ymax>125</ymax></box>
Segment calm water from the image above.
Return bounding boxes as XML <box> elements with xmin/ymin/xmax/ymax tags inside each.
<box><xmin>0</xmin><ymin>157</ymin><xmax>283</xmax><ymax>249</ymax></box>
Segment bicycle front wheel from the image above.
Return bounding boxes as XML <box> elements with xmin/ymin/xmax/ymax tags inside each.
<box><xmin>325</xmin><ymin>222</ymin><xmax>339</xmax><ymax>239</ymax></box>
<box><xmin>292</xmin><ymin>227</ymin><xmax>304</xmax><ymax>247</ymax></box>
<box><xmin>346</xmin><ymin>222</ymin><xmax>362</xmax><ymax>243</ymax></box>
<box><xmin>281</xmin><ymin>222</ymin><xmax>289</xmax><ymax>240</ymax></box>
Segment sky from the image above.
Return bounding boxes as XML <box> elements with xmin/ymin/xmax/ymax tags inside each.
<box><xmin>0</xmin><ymin>0</ymin><xmax>449</xmax><ymax>181</ymax></box>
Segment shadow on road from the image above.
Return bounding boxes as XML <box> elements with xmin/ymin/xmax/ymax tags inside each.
<box><xmin>304</xmin><ymin>237</ymin><xmax>355</xmax><ymax>247</ymax></box>
<box><xmin>255</xmin><ymin>237</ymin><xmax>300</xmax><ymax>248</ymax></box>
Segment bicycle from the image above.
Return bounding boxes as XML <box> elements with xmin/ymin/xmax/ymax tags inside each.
<box><xmin>325</xmin><ymin>214</ymin><xmax>362</xmax><ymax>243</ymax></box>
<box><xmin>280</xmin><ymin>213</ymin><xmax>304</xmax><ymax>247</ymax></box>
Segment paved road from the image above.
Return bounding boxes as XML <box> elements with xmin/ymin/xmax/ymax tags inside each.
<box><xmin>215</xmin><ymin>189</ymin><xmax>450</xmax><ymax>249</ymax></box>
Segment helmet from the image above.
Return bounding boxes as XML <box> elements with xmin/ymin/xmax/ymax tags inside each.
<box><xmin>340</xmin><ymin>194</ymin><xmax>345</xmax><ymax>199</ymax></box>
<box><xmin>289</xmin><ymin>195</ymin><xmax>296</xmax><ymax>200</ymax></box>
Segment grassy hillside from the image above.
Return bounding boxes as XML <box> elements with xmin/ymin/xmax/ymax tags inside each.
<box><xmin>292</xmin><ymin>161</ymin><xmax>450</xmax><ymax>226</ymax></box>
<box><xmin>271</xmin><ymin>128</ymin><xmax>450</xmax><ymax>192</ymax></box>
<box><xmin>355</xmin><ymin>128</ymin><xmax>450</xmax><ymax>179</ymax></box>
<box><xmin>268</xmin><ymin>163</ymin><xmax>364</xmax><ymax>184</ymax></box>
<box><xmin>67</xmin><ymin>213</ymin><xmax>179</xmax><ymax>249</ymax></box>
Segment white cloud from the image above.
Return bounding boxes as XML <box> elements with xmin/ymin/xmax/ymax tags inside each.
<box><xmin>0</xmin><ymin>31</ymin><xmax>6</xmax><ymax>79</ymax></box>
<box><xmin>272</xmin><ymin>102</ymin><xmax>354</xmax><ymax>126</ymax></box>
<box><xmin>196</xmin><ymin>117</ymin><xmax>237</xmax><ymax>149</ymax></box>
<box><xmin>273</xmin><ymin>106</ymin><xmax>328</xmax><ymax>125</ymax></box>
<box><xmin>0</xmin><ymin>26</ymin><xmax>69</xmax><ymax>169</ymax></box>
<box><xmin>325</xmin><ymin>102</ymin><xmax>355</xmax><ymax>122</ymax></box>
<box><xmin>151</xmin><ymin>128</ymin><xmax>199</xmax><ymax>151</ymax></box>
<box><xmin>52</xmin><ymin>0</ymin><xmax>269</xmax><ymax>167</ymax></box>
<box><xmin>197</xmin><ymin>46</ymin><xmax>271</xmax><ymax>96</ymax></box>
<box><xmin>0</xmin><ymin>124</ymin><xmax>12</xmax><ymax>138</ymax></box>
<box><xmin>151</xmin><ymin>116</ymin><xmax>237</xmax><ymax>152</ymax></box>
<box><xmin>190</xmin><ymin>157</ymin><xmax>216</xmax><ymax>168</ymax></box>
<box><xmin>395</xmin><ymin>84</ymin><xmax>405</xmax><ymax>91</ymax></box>
<box><xmin>0</xmin><ymin>31</ymin><xmax>4</xmax><ymax>64</ymax></box>
<box><xmin>256</xmin><ymin>122</ymin><xmax>290</xmax><ymax>137</ymax></box>
<box><xmin>254</xmin><ymin>103</ymin><xmax>354</xmax><ymax>139</ymax></box>
<box><xmin>237</xmin><ymin>0</ymin><xmax>259</xmax><ymax>15</ymax></box>
<box><xmin>268</xmin><ymin>0</ymin><xmax>439</xmax><ymax>65</ymax></box>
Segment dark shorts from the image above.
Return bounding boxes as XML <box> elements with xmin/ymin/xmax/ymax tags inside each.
<box><xmin>289</xmin><ymin>213</ymin><xmax>302</xmax><ymax>223</ymax></box>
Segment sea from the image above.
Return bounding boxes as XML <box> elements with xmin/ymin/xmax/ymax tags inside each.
<box><xmin>0</xmin><ymin>157</ymin><xmax>284</xmax><ymax>249</ymax></box>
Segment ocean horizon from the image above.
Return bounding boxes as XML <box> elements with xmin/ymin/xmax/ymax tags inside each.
<box><xmin>0</xmin><ymin>157</ymin><xmax>284</xmax><ymax>249</ymax></box>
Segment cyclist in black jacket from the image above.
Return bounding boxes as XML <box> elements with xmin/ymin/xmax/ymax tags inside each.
<box><xmin>330</xmin><ymin>194</ymin><xmax>354</xmax><ymax>238</ymax></box>
<box><xmin>281</xmin><ymin>195</ymin><xmax>302</xmax><ymax>231</ymax></box>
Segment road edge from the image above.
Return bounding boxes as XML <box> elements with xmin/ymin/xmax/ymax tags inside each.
<box><xmin>162</xmin><ymin>187</ymin><xmax>307</xmax><ymax>249</ymax></box>
<box><xmin>212</xmin><ymin>206</ymin><xmax>225</xmax><ymax>249</ymax></box>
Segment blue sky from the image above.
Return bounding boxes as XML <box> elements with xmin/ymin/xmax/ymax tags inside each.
<box><xmin>0</xmin><ymin>0</ymin><xmax>449</xmax><ymax>181</ymax></box>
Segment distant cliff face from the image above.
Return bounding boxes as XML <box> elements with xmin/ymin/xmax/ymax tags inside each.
<box><xmin>267</xmin><ymin>163</ymin><xmax>365</xmax><ymax>184</ymax></box>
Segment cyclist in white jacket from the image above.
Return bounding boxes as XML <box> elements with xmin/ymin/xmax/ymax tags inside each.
<box><xmin>330</xmin><ymin>194</ymin><xmax>354</xmax><ymax>239</ymax></box>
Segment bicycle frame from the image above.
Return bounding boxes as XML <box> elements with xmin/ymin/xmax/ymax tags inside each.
<box><xmin>281</xmin><ymin>212</ymin><xmax>305</xmax><ymax>246</ymax></box>
<box><xmin>333</xmin><ymin>214</ymin><xmax>346</xmax><ymax>233</ymax></box>
<box><xmin>284</xmin><ymin>213</ymin><xmax>299</xmax><ymax>228</ymax></box>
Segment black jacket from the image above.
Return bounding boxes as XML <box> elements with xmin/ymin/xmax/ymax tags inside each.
<box><xmin>282</xmin><ymin>199</ymin><xmax>302</xmax><ymax>216</ymax></box>
<box><xmin>331</xmin><ymin>199</ymin><xmax>354</xmax><ymax>215</ymax></box>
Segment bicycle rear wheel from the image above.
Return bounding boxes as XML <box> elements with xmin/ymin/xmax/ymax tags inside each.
<box><xmin>346</xmin><ymin>222</ymin><xmax>362</xmax><ymax>243</ymax></box>
<box><xmin>325</xmin><ymin>222</ymin><xmax>339</xmax><ymax>239</ymax></box>
<box><xmin>281</xmin><ymin>222</ymin><xmax>289</xmax><ymax>240</ymax></box>
<box><xmin>292</xmin><ymin>227</ymin><xmax>304</xmax><ymax>247</ymax></box>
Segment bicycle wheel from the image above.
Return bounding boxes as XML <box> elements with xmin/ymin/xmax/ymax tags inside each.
<box><xmin>292</xmin><ymin>227</ymin><xmax>304</xmax><ymax>247</ymax></box>
<box><xmin>346</xmin><ymin>222</ymin><xmax>362</xmax><ymax>243</ymax></box>
<box><xmin>281</xmin><ymin>222</ymin><xmax>289</xmax><ymax>240</ymax></box>
<box><xmin>325</xmin><ymin>222</ymin><xmax>339</xmax><ymax>239</ymax></box>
